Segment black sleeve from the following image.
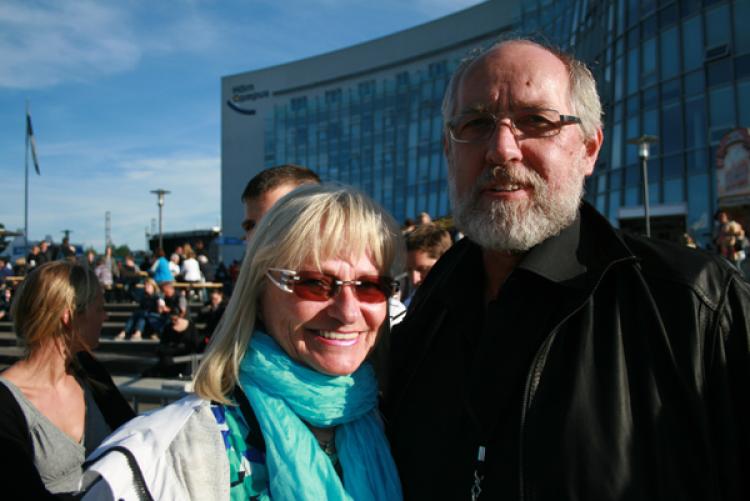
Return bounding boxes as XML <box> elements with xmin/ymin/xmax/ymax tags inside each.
<box><xmin>0</xmin><ymin>383</ymin><xmax>61</xmax><ymax>500</ymax></box>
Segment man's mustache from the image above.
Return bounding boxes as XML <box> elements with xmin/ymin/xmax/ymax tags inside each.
<box><xmin>476</xmin><ymin>164</ymin><xmax>542</xmax><ymax>189</ymax></box>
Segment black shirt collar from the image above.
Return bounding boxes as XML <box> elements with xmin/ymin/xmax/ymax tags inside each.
<box><xmin>517</xmin><ymin>212</ymin><xmax>586</xmax><ymax>285</ymax></box>
<box><xmin>437</xmin><ymin>202</ymin><xmax>637</xmax><ymax>301</ymax></box>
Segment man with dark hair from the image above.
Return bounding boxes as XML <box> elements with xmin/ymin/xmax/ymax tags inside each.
<box><xmin>404</xmin><ymin>223</ymin><xmax>452</xmax><ymax>296</ymax></box>
<box><xmin>144</xmin><ymin>281</ymin><xmax>199</xmax><ymax>376</ymax></box>
<box><xmin>388</xmin><ymin>38</ymin><xmax>750</xmax><ymax>500</ymax></box>
<box><xmin>240</xmin><ymin>164</ymin><xmax>320</xmax><ymax>241</ymax></box>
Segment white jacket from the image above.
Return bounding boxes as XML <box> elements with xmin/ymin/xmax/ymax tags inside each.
<box><xmin>80</xmin><ymin>395</ymin><xmax>229</xmax><ymax>501</ymax></box>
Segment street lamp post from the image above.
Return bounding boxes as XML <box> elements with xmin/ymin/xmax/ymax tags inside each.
<box><xmin>150</xmin><ymin>189</ymin><xmax>170</xmax><ymax>250</ymax></box>
<box><xmin>627</xmin><ymin>135</ymin><xmax>659</xmax><ymax>238</ymax></box>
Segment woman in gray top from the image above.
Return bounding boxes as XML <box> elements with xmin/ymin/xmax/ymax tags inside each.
<box><xmin>0</xmin><ymin>261</ymin><xmax>134</xmax><ymax>498</ymax></box>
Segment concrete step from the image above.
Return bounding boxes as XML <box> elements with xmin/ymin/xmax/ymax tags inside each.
<box><xmin>112</xmin><ymin>375</ymin><xmax>193</xmax><ymax>414</ymax></box>
<box><xmin>103</xmin><ymin>302</ymin><xmax>139</xmax><ymax>312</ymax></box>
<box><xmin>0</xmin><ymin>332</ymin><xmax>17</xmax><ymax>346</ymax></box>
<box><xmin>106</xmin><ymin>311</ymin><xmax>132</xmax><ymax>321</ymax></box>
<box><xmin>97</xmin><ymin>337</ymin><xmax>160</xmax><ymax>356</ymax></box>
<box><xmin>0</xmin><ymin>345</ymin><xmax>22</xmax><ymax>365</ymax></box>
<box><xmin>0</xmin><ymin>345</ymin><xmax>158</xmax><ymax>376</ymax></box>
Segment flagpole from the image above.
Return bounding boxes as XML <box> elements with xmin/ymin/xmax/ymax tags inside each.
<box><xmin>24</xmin><ymin>101</ymin><xmax>29</xmax><ymax>251</ymax></box>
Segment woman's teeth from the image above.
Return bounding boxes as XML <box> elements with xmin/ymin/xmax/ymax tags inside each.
<box><xmin>318</xmin><ymin>331</ymin><xmax>359</xmax><ymax>340</ymax></box>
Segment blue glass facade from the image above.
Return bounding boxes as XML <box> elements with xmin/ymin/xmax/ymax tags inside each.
<box><xmin>521</xmin><ymin>0</ymin><xmax>750</xmax><ymax>245</ymax></box>
<box><xmin>227</xmin><ymin>0</ymin><xmax>749</xmax><ymax>248</ymax></box>
<box><xmin>263</xmin><ymin>63</ymin><xmax>455</xmax><ymax>224</ymax></box>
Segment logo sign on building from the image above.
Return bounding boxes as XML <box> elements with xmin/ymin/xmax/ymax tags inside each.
<box><xmin>227</xmin><ymin>83</ymin><xmax>270</xmax><ymax>115</ymax></box>
<box><xmin>716</xmin><ymin>128</ymin><xmax>750</xmax><ymax>203</ymax></box>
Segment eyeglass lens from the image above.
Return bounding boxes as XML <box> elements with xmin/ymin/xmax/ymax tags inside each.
<box><xmin>452</xmin><ymin>109</ymin><xmax>571</xmax><ymax>142</ymax></box>
<box><xmin>290</xmin><ymin>271</ymin><xmax>391</xmax><ymax>303</ymax></box>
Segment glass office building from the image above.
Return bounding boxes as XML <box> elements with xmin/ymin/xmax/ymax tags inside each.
<box><xmin>220</xmin><ymin>1</ymin><xmax>519</xmax><ymax>262</ymax></box>
<box><xmin>221</xmin><ymin>0</ymin><xmax>749</xmax><ymax>260</ymax></box>
<box><xmin>520</xmin><ymin>0</ymin><xmax>750</xmax><ymax>245</ymax></box>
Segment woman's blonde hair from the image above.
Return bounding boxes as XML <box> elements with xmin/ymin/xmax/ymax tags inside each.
<box><xmin>143</xmin><ymin>277</ymin><xmax>160</xmax><ymax>294</ymax></box>
<box><xmin>11</xmin><ymin>261</ymin><xmax>102</xmax><ymax>359</ymax></box>
<box><xmin>183</xmin><ymin>244</ymin><xmax>195</xmax><ymax>260</ymax></box>
<box><xmin>194</xmin><ymin>184</ymin><xmax>403</xmax><ymax>403</ymax></box>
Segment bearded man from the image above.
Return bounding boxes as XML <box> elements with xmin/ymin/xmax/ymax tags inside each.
<box><xmin>387</xmin><ymin>38</ymin><xmax>750</xmax><ymax>501</ymax></box>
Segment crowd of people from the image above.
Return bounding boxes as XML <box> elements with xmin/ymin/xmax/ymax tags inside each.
<box><xmin>1</xmin><ymin>237</ymin><xmax>233</xmax><ymax>381</ymax></box>
<box><xmin>0</xmin><ymin>36</ymin><xmax>749</xmax><ymax>500</ymax></box>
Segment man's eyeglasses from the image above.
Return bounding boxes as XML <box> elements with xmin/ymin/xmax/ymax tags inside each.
<box><xmin>448</xmin><ymin>108</ymin><xmax>582</xmax><ymax>143</ymax></box>
<box><xmin>266</xmin><ymin>268</ymin><xmax>398</xmax><ymax>303</ymax></box>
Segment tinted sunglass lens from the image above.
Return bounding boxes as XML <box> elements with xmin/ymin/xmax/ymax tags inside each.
<box><xmin>292</xmin><ymin>273</ymin><xmax>335</xmax><ymax>301</ymax></box>
<box><xmin>288</xmin><ymin>272</ymin><xmax>391</xmax><ymax>302</ymax></box>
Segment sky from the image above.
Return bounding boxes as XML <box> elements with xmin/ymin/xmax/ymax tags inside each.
<box><xmin>0</xmin><ymin>0</ymin><xmax>482</xmax><ymax>253</ymax></box>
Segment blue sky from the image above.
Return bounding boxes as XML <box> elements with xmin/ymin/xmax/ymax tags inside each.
<box><xmin>0</xmin><ymin>0</ymin><xmax>481</xmax><ymax>252</ymax></box>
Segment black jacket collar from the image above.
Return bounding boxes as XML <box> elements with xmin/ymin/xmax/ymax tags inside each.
<box><xmin>423</xmin><ymin>202</ymin><xmax>637</xmax><ymax>310</ymax></box>
<box><xmin>517</xmin><ymin>202</ymin><xmax>636</xmax><ymax>290</ymax></box>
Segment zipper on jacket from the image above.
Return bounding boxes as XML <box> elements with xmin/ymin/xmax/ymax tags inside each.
<box><xmin>471</xmin><ymin>445</ymin><xmax>486</xmax><ymax>500</ymax></box>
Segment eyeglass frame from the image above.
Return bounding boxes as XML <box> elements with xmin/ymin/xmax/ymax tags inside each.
<box><xmin>265</xmin><ymin>268</ymin><xmax>399</xmax><ymax>302</ymax></box>
<box><xmin>447</xmin><ymin>107</ymin><xmax>583</xmax><ymax>144</ymax></box>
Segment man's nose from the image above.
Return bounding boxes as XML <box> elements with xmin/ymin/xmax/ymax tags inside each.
<box><xmin>486</xmin><ymin>120</ymin><xmax>522</xmax><ymax>165</ymax></box>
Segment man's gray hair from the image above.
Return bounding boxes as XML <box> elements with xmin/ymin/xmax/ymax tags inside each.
<box><xmin>441</xmin><ymin>37</ymin><xmax>603</xmax><ymax>140</ymax></box>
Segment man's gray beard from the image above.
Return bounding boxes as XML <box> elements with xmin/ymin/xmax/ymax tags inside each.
<box><xmin>449</xmin><ymin>164</ymin><xmax>584</xmax><ymax>253</ymax></box>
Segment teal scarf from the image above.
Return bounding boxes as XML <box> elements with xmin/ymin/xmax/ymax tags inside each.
<box><xmin>238</xmin><ymin>331</ymin><xmax>402</xmax><ymax>501</ymax></box>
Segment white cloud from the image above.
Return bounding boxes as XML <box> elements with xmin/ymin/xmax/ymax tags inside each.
<box><xmin>0</xmin><ymin>1</ymin><xmax>140</xmax><ymax>88</ymax></box>
<box><xmin>0</xmin><ymin>0</ymin><xmax>227</xmax><ymax>89</ymax></box>
<box><xmin>0</xmin><ymin>0</ymin><xmax>485</xmax><ymax>88</ymax></box>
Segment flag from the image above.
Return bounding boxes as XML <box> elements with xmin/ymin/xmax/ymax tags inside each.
<box><xmin>26</xmin><ymin>111</ymin><xmax>40</xmax><ymax>175</ymax></box>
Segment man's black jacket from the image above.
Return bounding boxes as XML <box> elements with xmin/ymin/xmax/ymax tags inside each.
<box><xmin>387</xmin><ymin>203</ymin><xmax>750</xmax><ymax>501</ymax></box>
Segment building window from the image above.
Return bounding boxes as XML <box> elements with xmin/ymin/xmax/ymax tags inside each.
<box><xmin>738</xmin><ymin>80</ymin><xmax>750</xmax><ymax>126</ymax></box>
<box><xmin>658</xmin><ymin>3</ymin><xmax>678</xmax><ymax>28</ymax></box>
<box><xmin>661</xmin><ymin>102</ymin><xmax>684</xmax><ymax>154</ymax></box>
<box><xmin>325</xmin><ymin>89</ymin><xmax>342</xmax><ymax>104</ymax></box>
<box><xmin>291</xmin><ymin>96</ymin><xmax>307</xmax><ymax>111</ymax></box>
<box><xmin>736</xmin><ymin>0</ymin><xmax>750</xmax><ymax>53</ymax></box>
<box><xmin>359</xmin><ymin>80</ymin><xmax>375</xmax><ymax>97</ymax></box>
<box><xmin>709</xmin><ymin>85</ymin><xmax>736</xmax><ymax>130</ymax></box>
<box><xmin>682</xmin><ymin>16</ymin><xmax>704</xmax><ymax>72</ymax></box>
<box><xmin>685</xmin><ymin>95</ymin><xmax>707</xmax><ymax>149</ymax></box>
<box><xmin>737</xmin><ymin>54</ymin><xmax>750</xmax><ymax>81</ymax></box>
<box><xmin>428</xmin><ymin>61</ymin><xmax>447</xmax><ymax>77</ymax></box>
<box><xmin>706</xmin><ymin>57</ymin><xmax>733</xmax><ymax>88</ymax></box>
<box><xmin>705</xmin><ymin>4</ymin><xmax>730</xmax><ymax>48</ymax></box>
<box><xmin>642</xmin><ymin>38</ymin><xmax>657</xmax><ymax>87</ymax></box>
<box><xmin>684</xmin><ymin>71</ymin><xmax>705</xmax><ymax>97</ymax></box>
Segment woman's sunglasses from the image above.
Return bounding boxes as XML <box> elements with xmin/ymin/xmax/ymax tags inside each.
<box><xmin>266</xmin><ymin>268</ymin><xmax>398</xmax><ymax>303</ymax></box>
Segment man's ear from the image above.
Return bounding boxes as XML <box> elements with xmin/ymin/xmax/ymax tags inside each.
<box><xmin>582</xmin><ymin>127</ymin><xmax>604</xmax><ymax>176</ymax></box>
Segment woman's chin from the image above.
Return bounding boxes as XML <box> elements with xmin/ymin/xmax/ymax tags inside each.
<box><xmin>306</xmin><ymin>354</ymin><xmax>365</xmax><ymax>377</ymax></box>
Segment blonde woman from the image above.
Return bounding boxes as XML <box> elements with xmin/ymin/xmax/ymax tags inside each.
<box><xmin>82</xmin><ymin>184</ymin><xmax>403</xmax><ymax>500</ymax></box>
<box><xmin>0</xmin><ymin>262</ymin><xmax>134</xmax><ymax>498</ymax></box>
